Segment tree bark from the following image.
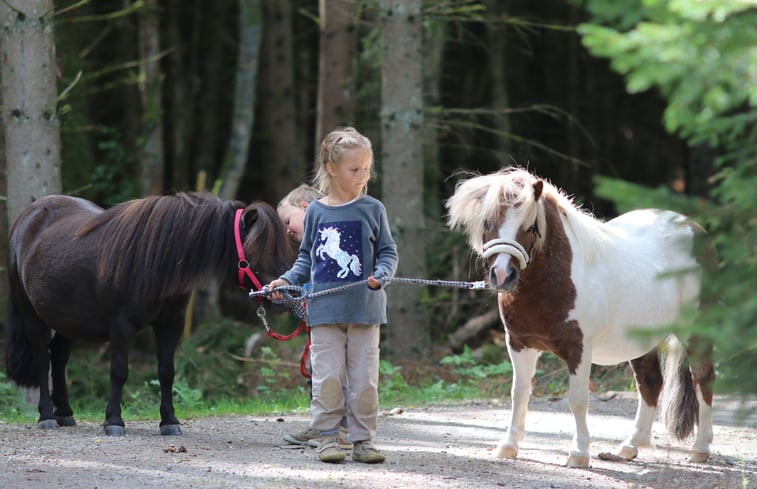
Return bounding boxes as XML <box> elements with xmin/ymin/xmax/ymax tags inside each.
<box><xmin>260</xmin><ymin>0</ymin><xmax>303</xmax><ymax>201</ymax></box>
<box><xmin>0</xmin><ymin>0</ymin><xmax>62</xmax><ymax>224</ymax></box>
<box><xmin>0</xmin><ymin>81</ymin><xmax>7</xmax><ymax>321</ymax></box>
<box><xmin>193</xmin><ymin>0</ymin><xmax>263</xmax><ymax>325</ymax></box>
<box><xmin>484</xmin><ymin>0</ymin><xmax>513</xmax><ymax>162</ymax></box>
<box><xmin>218</xmin><ymin>0</ymin><xmax>262</xmax><ymax>201</ymax></box>
<box><xmin>314</xmin><ymin>0</ymin><xmax>358</xmax><ymax>163</ymax></box>
<box><xmin>380</xmin><ymin>0</ymin><xmax>428</xmax><ymax>360</ymax></box>
<box><xmin>137</xmin><ymin>0</ymin><xmax>164</xmax><ymax>195</ymax></box>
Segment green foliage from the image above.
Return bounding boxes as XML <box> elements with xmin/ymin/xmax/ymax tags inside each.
<box><xmin>578</xmin><ymin>1</ymin><xmax>757</xmax><ymax>149</ymax></box>
<box><xmin>91</xmin><ymin>126</ymin><xmax>136</xmax><ymax>205</ymax></box>
<box><xmin>0</xmin><ymin>371</ymin><xmax>37</xmax><ymax>421</ymax></box>
<box><xmin>581</xmin><ymin>0</ymin><xmax>756</xmax><ymax>396</ymax></box>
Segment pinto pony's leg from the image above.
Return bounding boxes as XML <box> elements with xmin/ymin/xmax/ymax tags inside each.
<box><xmin>616</xmin><ymin>350</ymin><xmax>663</xmax><ymax>460</ymax></box>
<box><xmin>49</xmin><ymin>334</ymin><xmax>76</xmax><ymax>426</ymax></box>
<box><xmin>496</xmin><ymin>347</ymin><xmax>539</xmax><ymax>459</ymax></box>
<box><xmin>566</xmin><ymin>356</ymin><xmax>593</xmax><ymax>468</ymax></box>
<box><xmin>687</xmin><ymin>337</ymin><xmax>715</xmax><ymax>463</ymax></box>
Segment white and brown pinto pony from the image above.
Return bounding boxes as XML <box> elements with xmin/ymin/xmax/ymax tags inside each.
<box><xmin>446</xmin><ymin>168</ymin><xmax>715</xmax><ymax>468</ymax></box>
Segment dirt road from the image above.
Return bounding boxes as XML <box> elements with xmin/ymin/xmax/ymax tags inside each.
<box><xmin>1</xmin><ymin>393</ymin><xmax>754</xmax><ymax>488</ymax></box>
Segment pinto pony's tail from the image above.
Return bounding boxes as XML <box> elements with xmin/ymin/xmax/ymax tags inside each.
<box><xmin>5</xmin><ymin>295</ymin><xmax>40</xmax><ymax>387</ymax></box>
<box><xmin>660</xmin><ymin>336</ymin><xmax>698</xmax><ymax>440</ymax></box>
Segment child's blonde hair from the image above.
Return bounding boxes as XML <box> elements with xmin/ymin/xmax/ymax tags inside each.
<box><xmin>278</xmin><ymin>184</ymin><xmax>323</xmax><ymax>210</ymax></box>
<box><xmin>313</xmin><ymin>126</ymin><xmax>374</xmax><ymax>195</ymax></box>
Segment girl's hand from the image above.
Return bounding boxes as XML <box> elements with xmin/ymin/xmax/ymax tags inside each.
<box><xmin>367</xmin><ymin>276</ymin><xmax>382</xmax><ymax>290</ymax></box>
<box><xmin>266</xmin><ymin>278</ymin><xmax>291</xmax><ymax>300</ymax></box>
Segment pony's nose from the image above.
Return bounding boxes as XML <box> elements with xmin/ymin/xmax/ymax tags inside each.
<box><xmin>490</xmin><ymin>263</ymin><xmax>519</xmax><ymax>292</ymax></box>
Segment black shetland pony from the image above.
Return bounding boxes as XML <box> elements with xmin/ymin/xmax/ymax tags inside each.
<box><xmin>5</xmin><ymin>192</ymin><xmax>291</xmax><ymax>436</ymax></box>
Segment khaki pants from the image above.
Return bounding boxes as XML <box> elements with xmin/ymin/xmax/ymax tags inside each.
<box><xmin>309</xmin><ymin>323</ymin><xmax>380</xmax><ymax>442</ymax></box>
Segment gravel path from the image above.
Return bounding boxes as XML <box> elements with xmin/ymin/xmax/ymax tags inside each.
<box><xmin>1</xmin><ymin>393</ymin><xmax>754</xmax><ymax>489</ymax></box>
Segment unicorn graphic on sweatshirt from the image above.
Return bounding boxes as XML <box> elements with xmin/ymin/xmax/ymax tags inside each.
<box><xmin>316</xmin><ymin>226</ymin><xmax>362</xmax><ymax>279</ymax></box>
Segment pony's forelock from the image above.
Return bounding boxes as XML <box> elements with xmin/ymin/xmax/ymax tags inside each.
<box><xmin>446</xmin><ymin>168</ymin><xmax>545</xmax><ymax>254</ymax></box>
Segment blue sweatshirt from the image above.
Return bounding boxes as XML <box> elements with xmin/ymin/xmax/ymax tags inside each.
<box><xmin>280</xmin><ymin>195</ymin><xmax>399</xmax><ymax>326</ymax></box>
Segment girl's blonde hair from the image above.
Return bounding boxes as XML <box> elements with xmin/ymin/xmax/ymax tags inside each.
<box><xmin>277</xmin><ymin>184</ymin><xmax>323</xmax><ymax>210</ymax></box>
<box><xmin>313</xmin><ymin>126</ymin><xmax>374</xmax><ymax>195</ymax></box>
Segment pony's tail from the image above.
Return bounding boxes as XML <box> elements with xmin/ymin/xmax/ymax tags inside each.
<box><xmin>660</xmin><ymin>336</ymin><xmax>698</xmax><ymax>440</ymax></box>
<box><xmin>5</xmin><ymin>296</ymin><xmax>39</xmax><ymax>387</ymax></box>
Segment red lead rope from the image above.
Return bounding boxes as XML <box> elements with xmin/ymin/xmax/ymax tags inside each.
<box><xmin>266</xmin><ymin>320</ymin><xmax>311</xmax><ymax>379</ymax></box>
<box><xmin>234</xmin><ymin>208</ymin><xmax>311</xmax><ymax>378</ymax></box>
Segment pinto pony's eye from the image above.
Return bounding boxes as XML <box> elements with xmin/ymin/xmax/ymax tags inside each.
<box><xmin>484</xmin><ymin>219</ymin><xmax>499</xmax><ymax>233</ymax></box>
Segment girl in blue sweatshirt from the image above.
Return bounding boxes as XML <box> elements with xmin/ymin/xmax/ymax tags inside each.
<box><xmin>268</xmin><ymin>127</ymin><xmax>398</xmax><ymax>464</ymax></box>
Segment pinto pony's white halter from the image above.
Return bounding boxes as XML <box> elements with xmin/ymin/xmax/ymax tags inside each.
<box><xmin>481</xmin><ymin>239</ymin><xmax>530</xmax><ymax>269</ymax></box>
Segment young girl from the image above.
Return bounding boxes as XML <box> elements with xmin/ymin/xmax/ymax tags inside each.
<box><xmin>268</xmin><ymin>127</ymin><xmax>398</xmax><ymax>464</ymax></box>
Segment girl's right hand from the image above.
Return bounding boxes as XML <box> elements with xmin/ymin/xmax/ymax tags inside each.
<box><xmin>266</xmin><ymin>278</ymin><xmax>291</xmax><ymax>301</ymax></box>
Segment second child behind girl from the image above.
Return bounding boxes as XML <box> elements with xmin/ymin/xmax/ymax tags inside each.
<box><xmin>267</xmin><ymin>127</ymin><xmax>398</xmax><ymax>463</ymax></box>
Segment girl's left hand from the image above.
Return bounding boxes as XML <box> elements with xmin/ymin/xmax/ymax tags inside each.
<box><xmin>367</xmin><ymin>276</ymin><xmax>382</xmax><ymax>290</ymax></box>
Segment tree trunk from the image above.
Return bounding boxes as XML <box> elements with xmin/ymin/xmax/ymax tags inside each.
<box><xmin>192</xmin><ymin>0</ymin><xmax>229</xmax><ymax>184</ymax></box>
<box><xmin>380</xmin><ymin>0</ymin><xmax>428</xmax><ymax>360</ymax></box>
<box><xmin>314</xmin><ymin>0</ymin><xmax>358</xmax><ymax>163</ymax></box>
<box><xmin>165</xmin><ymin>0</ymin><xmax>193</xmax><ymax>191</ymax></box>
<box><xmin>260</xmin><ymin>0</ymin><xmax>303</xmax><ymax>201</ymax></box>
<box><xmin>0</xmin><ymin>0</ymin><xmax>62</xmax><ymax>224</ymax></box>
<box><xmin>0</xmin><ymin>84</ymin><xmax>7</xmax><ymax>322</ymax></box>
<box><xmin>137</xmin><ymin>0</ymin><xmax>164</xmax><ymax>195</ymax></box>
<box><xmin>218</xmin><ymin>0</ymin><xmax>262</xmax><ymax>201</ymax></box>
<box><xmin>484</xmin><ymin>0</ymin><xmax>513</xmax><ymax>163</ymax></box>
<box><xmin>423</xmin><ymin>17</ymin><xmax>444</xmax><ymax>220</ymax></box>
<box><xmin>190</xmin><ymin>0</ymin><xmax>264</xmax><ymax>326</ymax></box>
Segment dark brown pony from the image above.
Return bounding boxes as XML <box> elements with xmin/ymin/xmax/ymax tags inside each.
<box><xmin>5</xmin><ymin>192</ymin><xmax>291</xmax><ymax>436</ymax></box>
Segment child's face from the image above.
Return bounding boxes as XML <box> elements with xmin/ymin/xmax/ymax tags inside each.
<box><xmin>328</xmin><ymin>148</ymin><xmax>372</xmax><ymax>198</ymax></box>
<box><xmin>278</xmin><ymin>202</ymin><xmax>308</xmax><ymax>242</ymax></box>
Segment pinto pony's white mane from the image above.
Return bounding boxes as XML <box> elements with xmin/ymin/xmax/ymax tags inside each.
<box><xmin>446</xmin><ymin>168</ymin><xmax>613</xmax><ymax>263</ymax></box>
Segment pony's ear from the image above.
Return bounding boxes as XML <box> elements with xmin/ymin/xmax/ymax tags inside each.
<box><xmin>533</xmin><ymin>180</ymin><xmax>544</xmax><ymax>201</ymax></box>
<box><xmin>242</xmin><ymin>205</ymin><xmax>260</xmax><ymax>228</ymax></box>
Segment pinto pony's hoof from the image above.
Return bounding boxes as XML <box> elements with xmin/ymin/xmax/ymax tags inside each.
<box><xmin>38</xmin><ymin>419</ymin><xmax>58</xmax><ymax>430</ymax></box>
<box><xmin>56</xmin><ymin>416</ymin><xmax>77</xmax><ymax>427</ymax></box>
<box><xmin>688</xmin><ymin>451</ymin><xmax>709</xmax><ymax>463</ymax></box>
<box><xmin>494</xmin><ymin>442</ymin><xmax>518</xmax><ymax>459</ymax></box>
<box><xmin>104</xmin><ymin>424</ymin><xmax>126</xmax><ymax>436</ymax></box>
<box><xmin>160</xmin><ymin>424</ymin><xmax>182</xmax><ymax>436</ymax></box>
<box><xmin>566</xmin><ymin>454</ymin><xmax>591</xmax><ymax>468</ymax></box>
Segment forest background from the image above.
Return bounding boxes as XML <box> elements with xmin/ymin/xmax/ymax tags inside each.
<box><xmin>0</xmin><ymin>0</ymin><xmax>754</xmax><ymax>411</ymax></box>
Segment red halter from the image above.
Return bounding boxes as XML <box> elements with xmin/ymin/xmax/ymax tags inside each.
<box><xmin>234</xmin><ymin>208</ymin><xmax>265</xmax><ymax>296</ymax></box>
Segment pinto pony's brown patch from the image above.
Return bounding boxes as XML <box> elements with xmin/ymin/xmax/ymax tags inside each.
<box><xmin>499</xmin><ymin>194</ymin><xmax>583</xmax><ymax>374</ymax></box>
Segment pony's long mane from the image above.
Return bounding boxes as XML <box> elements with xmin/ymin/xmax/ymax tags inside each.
<box><xmin>446</xmin><ymin>168</ymin><xmax>613</xmax><ymax>262</ymax></box>
<box><xmin>76</xmin><ymin>192</ymin><xmax>242</xmax><ymax>302</ymax></box>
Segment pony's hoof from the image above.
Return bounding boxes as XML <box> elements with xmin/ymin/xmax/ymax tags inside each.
<box><xmin>104</xmin><ymin>425</ymin><xmax>125</xmax><ymax>436</ymax></box>
<box><xmin>38</xmin><ymin>419</ymin><xmax>58</xmax><ymax>430</ymax></box>
<box><xmin>616</xmin><ymin>444</ymin><xmax>638</xmax><ymax>461</ymax></box>
<box><xmin>56</xmin><ymin>416</ymin><xmax>77</xmax><ymax>427</ymax></box>
<box><xmin>494</xmin><ymin>442</ymin><xmax>518</xmax><ymax>459</ymax></box>
<box><xmin>566</xmin><ymin>454</ymin><xmax>591</xmax><ymax>468</ymax></box>
<box><xmin>688</xmin><ymin>451</ymin><xmax>709</xmax><ymax>463</ymax></box>
<box><xmin>160</xmin><ymin>424</ymin><xmax>182</xmax><ymax>436</ymax></box>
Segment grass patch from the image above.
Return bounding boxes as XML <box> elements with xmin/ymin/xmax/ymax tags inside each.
<box><xmin>0</xmin><ymin>318</ymin><xmax>633</xmax><ymax>425</ymax></box>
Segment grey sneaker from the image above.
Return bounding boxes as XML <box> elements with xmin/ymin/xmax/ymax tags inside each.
<box><xmin>351</xmin><ymin>440</ymin><xmax>385</xmax><ymax>464</ymax></box>
<box><xmin>306</xmin><ymin>426</ymin><xmax>352</xmax><ymax>450</ymax></box>
<box><xmin>283</xmin><ymin>427</ymin><xmax>320</xmax><ymax>446</ymax></box>
<box><xmin>317</xmin><ymin>435</ymin><xmax>345</xmax><ymax>463</ymax></box>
